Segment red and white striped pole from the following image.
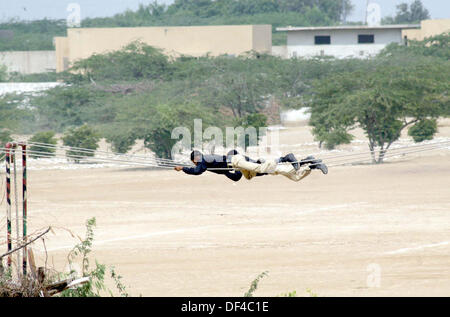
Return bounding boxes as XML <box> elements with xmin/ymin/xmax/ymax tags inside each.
<box><xmin>5</xmin><ymin>142</ymin><xmax>13</xmax><ymax>268</ymax></box>
<box><xmin>20</xmin><ymin>144</ymin><xmax>27</xmax><ymax>276</ymax></box>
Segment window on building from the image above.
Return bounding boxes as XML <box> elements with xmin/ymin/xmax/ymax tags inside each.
<box><xmin>315</xmin><ymin>36</ymin><xmax>331</xmax><ymax>45</ymax></box>
<box><xmin>358</xmin><ymin>34</ymin><xmax>375</xmax><ymax>44</ymax></box>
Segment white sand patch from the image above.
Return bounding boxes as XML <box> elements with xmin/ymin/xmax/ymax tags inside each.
<box><xmin>385</xmin><ymin>241</ymin><xmax>450</xmax><ymax>255</ymax></box>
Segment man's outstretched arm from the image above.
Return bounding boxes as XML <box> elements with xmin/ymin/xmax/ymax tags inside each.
<box><xmin>175</xmin><ymin>161</ymin><xmax>207</xmax><ymax>175</ymax></box>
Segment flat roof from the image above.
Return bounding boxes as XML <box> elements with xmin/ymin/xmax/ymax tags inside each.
<box><xmin>276</xmin><ymin>24</ymin><xmax>420</xmax><ymax>32</ymax></box>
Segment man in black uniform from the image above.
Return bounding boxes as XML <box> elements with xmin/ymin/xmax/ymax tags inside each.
<box><xmin>174</xmin><ymin>150</ymin><xmax>243</xmax><ymax>182</ymax></box>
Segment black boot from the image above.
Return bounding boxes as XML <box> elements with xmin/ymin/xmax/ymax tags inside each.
<box><xmin>279</xmin><ymin>153</ymin><xmax>300</xmax><ymax>170</ymax></box>
<box><xmin>309</xmin><ymin>162</ymin><xmax>328</xmax><ymax>175</ymax></box>
<box><xmin>299</xmin><ymin>156</ymin><xmax>319</xmax><ymax>166</ymax></box>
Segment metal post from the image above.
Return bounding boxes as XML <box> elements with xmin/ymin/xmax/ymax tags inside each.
<box><xmin>21</xmin><ymin>144</ymin><xmax>27</xmax><ymax>276</ymax></box>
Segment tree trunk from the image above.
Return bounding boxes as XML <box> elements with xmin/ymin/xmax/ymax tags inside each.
<box><xmin>378</xmin><ymin>140</ymin><xmax>395</xmax><ymax>164</ymax></box>
<box><xmin>378</xmin><ymin>147</ymin><xmax>386</xmax><ymax>163</ymax></box>
<box><xmin>369</xmin><ymin>141</ymin><xmax>376</xmax><ymax>164</ymax></box>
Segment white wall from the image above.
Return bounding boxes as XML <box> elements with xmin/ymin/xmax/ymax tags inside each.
<box><xmin>286</xmin><ymin>29</ymin><xmax>403</xmax><ymax>59</ymax></box>
<box><xmin>271</xmin><ymin>45</ymin><xmax>288</xmax><ymax>58</ymax></box>
<box><xmin>0</xmin><ymin>82</ymin><xmax>62</xmax><ymax>96</ymax></box>
<box><xmin>0</xmin><ymin>51</ymin><xmax>56</xmax><ymax>74</ymax></box>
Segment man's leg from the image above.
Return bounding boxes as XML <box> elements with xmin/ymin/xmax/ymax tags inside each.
<box><xmin>274</xmin><ymin>163</ymin><xmax>312</xmax><ymax>182</ymax></box>
<box><xmin>277</xmin><ymin>153</ymin><xmax>300</xmax><ymax>170</ymax></box>
<box><xmin>231</xmin><ymin>154</ymin><xmax>277</xmax><ymax>174</ymax></box>
<box><xmin>280</xmin><ymin>154</ymin><xmax>328</xmax><ymax>175</ymax></box>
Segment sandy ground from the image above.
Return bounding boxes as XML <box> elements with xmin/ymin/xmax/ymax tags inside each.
<box><xmin>1</xmin><ymin>120</ymin><xmax>450</xmax><ymax>297</ymax></box>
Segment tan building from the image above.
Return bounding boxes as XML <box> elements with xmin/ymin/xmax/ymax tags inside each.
<box><xmin>402</xmin><ymin>19</ymin><xmax>450</xmax><ymax>41</ymax></box>
<box><xmin>55</xmin><ymin>25</ymin><xmax>272</xmax><ymax>72</ymax></box>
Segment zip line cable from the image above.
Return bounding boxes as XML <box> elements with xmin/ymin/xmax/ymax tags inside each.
<box><xmin>0</xmin><ymin>148</ymin><xmax>178</xmax><ymax>169</ymax></box>
<box><xmin>207</xmin><ymin>142</ymin><xmax>450</xmax><ymax>171</ymax></box>
<box><xmin>25</xmin><ymin>141</ymin><xmax>187</xmax><ymax>166</ymax></box>
<box><xmin>26</xmin><ymin>139</ymin><xmax>450</xmax><ymax>165</ymax></box>
<box><xmin>25</xmin><ymin>139</ymin><xmax>450</xmax><ymax>164</ymax></box>
<box><xmin>327</xmin><ymin>142</ymin><xmax>450</xmax><ymax>167</ymax></box>
<box><xmin>0</xmin><ymin>139</ymin><xmax>449</xmax><ymax>171</ymax></box>
<box><xmin>17</xmin><ymin>139</ymin><xmax>450</xmax><ymax>168</ymax></box>
<box><xmin>288</xmin><ymin>140</ymin><xmax>450</xmax><ymax>164</ymax></box>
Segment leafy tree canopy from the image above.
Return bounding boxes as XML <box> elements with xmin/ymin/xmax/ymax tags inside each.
<box><xmin>383</xmin><ymin>0</ymin><xmax>430</xmax><ymax>24</ymax></box>
<box><xmin>309</xmin><ymin>55</ymin><xmax>449</xmax><ymax>163</ymax></box>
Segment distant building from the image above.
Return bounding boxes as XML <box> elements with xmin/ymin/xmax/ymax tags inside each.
<box><xmin>54</xmin><ymin>25</ymin><xmax>272</xmax><ymax>72</ymax></box>
<box><xmin>402</xmin><ymin>19</ymin><xmax>450</xmax><ymax>42</ymax></box>
<box><xmin>276</xmin><ymin>24</ymin><xmax>420</xmax><ymax>59</ymax></box>
<box><xmin>0</xmin><ymin>51</ymin><xmax>56</xmax><ymax>74</ymax></box>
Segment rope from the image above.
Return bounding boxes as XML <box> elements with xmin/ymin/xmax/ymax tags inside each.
<box><xmin>289</xmin><ymin>140</ymin><xmax>450</xmax><ymax>164</ymax></box>
<box><xmin>24</xmin><ymin>143</ymin><xmax>189</xmax><ymax>168</ymax></box>
<box><xmin>1</xmin><ymin>139</ymin><xmax>449</xmax><ymax>172</ymax></box>
<box><xmin>26</xmin><ymin>141</ymin><xmax>185</xmax><ymax>165</ymax></box>
<box><xmin>0</xmin><ymin>147</ymin><xmax>185</xmax><ymax>169</ymax></box>
<box><xmin>328</xmin><ymin>142</ymin><xmax>450</xmax><ymax>167</ymax></box>
<box><xmin>26</xmin><ymin>139</ymin><xmax>450</xmax><ymax>166</ymax></box>
<box><xmin>204</xmin><ymin>141</ymin><xmax>450</xmax><ymax>171</ymax></box>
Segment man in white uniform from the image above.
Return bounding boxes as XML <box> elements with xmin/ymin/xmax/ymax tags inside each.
<box><xmin>229</xmin><ymin>151</ymin><xmax>327</xmax><ymax>182</ymax></box>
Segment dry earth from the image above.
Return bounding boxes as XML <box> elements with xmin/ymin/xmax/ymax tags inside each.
<box><xmin>1</xmin><ymin>120</ymin><xmax>449</xmax><ymax>297</ymax></box>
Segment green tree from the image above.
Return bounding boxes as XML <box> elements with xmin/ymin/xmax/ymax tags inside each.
<box><xmin>204</xmin><ymin>65</ymin><xmax>269</xmax><ymax>118</ymax></box>
<box><xmin>383</xmin><ymin>0</ymin><xmax>430</xmax><ymax>24</ymax></box>
<box><xmin>142</xmin><ymin>103</ymin><xmax>215</xmax><ymax>159</ymax></box>
<box><xmin>381</xmin><ymin>32</ymin><xmax>450</xmax><ymax>61</ymax></box>
<box><xmin>0</xmin><ymin>18</ymin><xmax>66</xmax><ymax>51</ymax></box>
<box><xmin>32</xmin><ymin>86</ymin><xmax>111</xmax><ymax>132</ymax></box>
<box><xmin>0</xmin><ymin>93</ymin><xmax>29</xmax><ymax>132</ymax></box>
<box><xmin>28</xmin><ymin>131</ymin><xmax>58</xmax><ymax>158</ymax></box>
<box><xmin>104</xmin><ymin>129</ymin><xmax>137</xmax><ymax>154</ymax></box>
<box><xmin>235</xmin><ymin>113</ymin><xmax>268</xmax><ymax>149</ymax></box>
<box><xmin>62</xmin><ymin>125</ymin><xmax>100</xmax><ymax>163</ymax></box>
<box><xmin>70</xmin><ymin>41</ymin><xmax>171</xmax><ymax>82</ymax></box>
<box><xmin>408</xmin><ymin>119</ymin><xmax>438</xmax><ymax>143</ymax></box>
<box><xmin>309</xmin><ymin>56</ymin><xmax>449</xmax><ymax>163</ymax></box>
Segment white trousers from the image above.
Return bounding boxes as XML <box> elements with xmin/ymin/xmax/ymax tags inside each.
<box><xmin>230</xmin><ymin>154</ymin><xmax>311</xmax><ymax>182</ymax></box>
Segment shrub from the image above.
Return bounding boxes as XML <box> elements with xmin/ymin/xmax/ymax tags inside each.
<box><xmin>244</xmin><ymin>271</ymin><xmax>268</xmax><ymax>297</ymax></box>
<box><xmin>0</xmin><ymin>129</ymin><xmax>12</xmax><ymax>161</ymax></box>
<box><xmin>408</xmin><ymin>119</ymin><xmax>438</xmax><ymax>143</ymax></box>
<box><xmin>28</xmin><ymin>131</ymin><xmax>57</xmax><ymax>158</ymax></box>
<box><xmin>104</xmin><ymin>129</ymin><xmax>136</xmax><ymax>154</ymax></box>
<box><xmin>60</xmin><ymin>218</ymin><xmax>129</xmax><ymax>297</ymax></box>
<box><xmin>70</xmin><ymin>41</ymin><xmax>171</xmax><ymax>82</ymax></box>
<box><xmin>62</xmin><ymin>125</ymin><xmax>100</xmax><ymax>163</ymax></box>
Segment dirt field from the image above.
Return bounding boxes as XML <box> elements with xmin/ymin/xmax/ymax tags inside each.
<box><xmin>2</xmin><ymin>121</ymin><xmax>450</xmax><ymax>297</ymax></box>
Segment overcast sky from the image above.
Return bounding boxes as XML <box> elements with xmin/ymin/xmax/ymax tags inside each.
<box><xmin>0</xmin><ymin>0</ymin><xmax>448</xmax><ymax>23</ymax></box>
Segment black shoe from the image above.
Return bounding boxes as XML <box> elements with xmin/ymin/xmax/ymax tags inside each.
<box><xmin>299</xmin><ymin>156</ymin><xmax>321</xmax><ymax>166</ymax></box>
<box><xmin>310</xmin><ymin>162</ymin><xmax>328</xmax><ymax>175</ymax></box>
<box><xmin>279</xmin><ymin>153</ymin><xmax>300</xmax><ymax>170</ymax></box>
